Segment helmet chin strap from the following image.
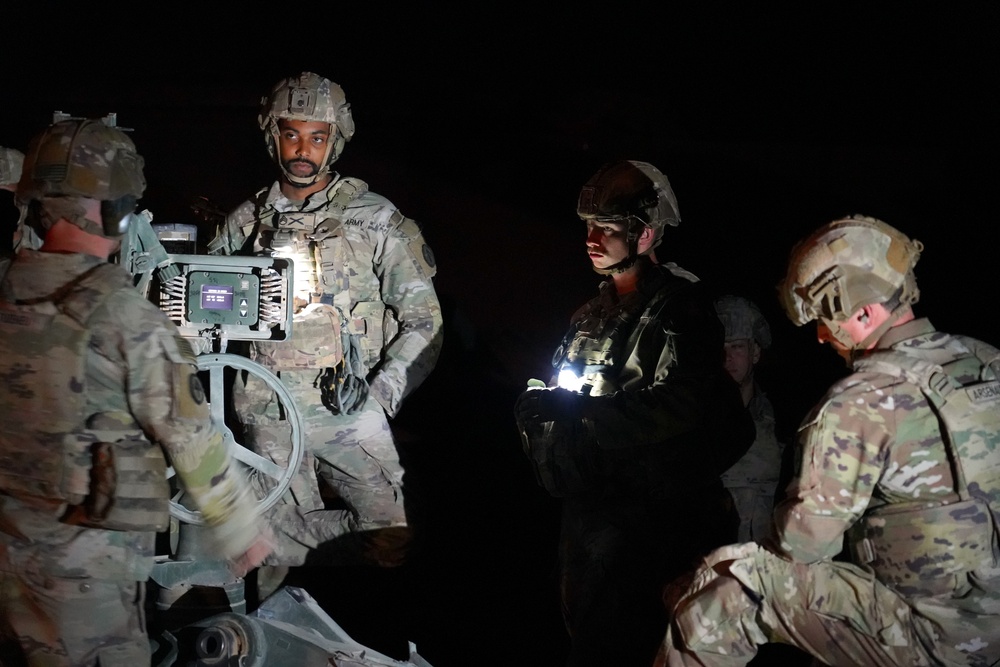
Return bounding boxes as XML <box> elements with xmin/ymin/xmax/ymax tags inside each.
<box><xmin>30</xmin><ymin>197</ymin><xmax>107</xmax><ymax>239</ymax></box>
<box><xmin>592</xmin><ymin>219</ymin><xmax>645</xmax><ymax>276</ymax></box>
<box><xmin>269</xmin><ymin>121</ymin><xmax>337</xmax><ymax>187</ymax></box>
<box><xmin>280</xmin><ymin>162</ymin><xmax>332</xmax><ymax>188</ymax></box>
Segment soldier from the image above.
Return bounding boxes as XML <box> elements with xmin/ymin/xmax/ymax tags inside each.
<box><xmin>515</xmin><ymin>160</ymin><xmax>753</xmax><ymax>667</ymax></box>
<box><xmin>659</xmin><ymin>216</ymin><xmax>1000</xmax><ymax>666</ymax></box>
<box><xmin>208</xmin><ymin>72</ymin><xmax>442</xmax><ymax>588</ymax></box>
<box><xmin>0</xmin><ymin>120</ymin><xmax>271</xmax><ymax>666</ymax></box>
<box><xmin>715</xmin><ymin>295</ymin><xmax>786</xmax><ymax>543</ymax></box>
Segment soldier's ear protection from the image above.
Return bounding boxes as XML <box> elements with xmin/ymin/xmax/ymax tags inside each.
<box><xmin>100</xmin><ymin>194</ymin><xmax>136</xmax><ymax>236</ymax></box>
<box><xmin>859</xmin><ymin>312</ymin><xmax>870</xmax><ymax>324</ymax></box>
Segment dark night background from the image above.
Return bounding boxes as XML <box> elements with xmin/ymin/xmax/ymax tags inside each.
<box><xmin>3</xmin><ymin>4</ymin><xmax>998</xmax><ymax>666</ymax></box>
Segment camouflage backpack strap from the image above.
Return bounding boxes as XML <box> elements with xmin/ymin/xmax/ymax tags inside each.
<box><xmin>325</xmin><ymin>175</ymin><xmax>368</xmax><ymax>215</ymax></box>
<box><xmin>55</xmin><ymin>263</ymin><xmax>134</xmax><ymax>324</ymax></box>
<box><xmin>849</xmin><ymin>339</ymin><xmax>1000</xmax><ymax>596</ymax></box>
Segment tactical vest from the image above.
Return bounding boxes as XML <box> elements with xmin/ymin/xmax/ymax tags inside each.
<box><xmin>520</xmin><ymin>271</ymin><xmax>688</xmax><ymax>497</ymax></box>
<box><xmin>848</xmin><ymin>334</ymin><xmax>1000</xmax><ymax>596</ymax></box>
<box><xmin>0</xmin><ymin>263</ymin><xmax>169</xmax><ymax>531</ymax></box>
<box><xmin>224</xmin><ymin>179</ymin><xmax>396</xmax><ymax>376</ymax></box>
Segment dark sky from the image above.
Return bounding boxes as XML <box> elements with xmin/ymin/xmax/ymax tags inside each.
<box><xmin>3</xmin><ymin>5</ymin><xmax>999</xmax><ymax>665</ymax></box>
<box><xmin>5</xmin><ymin>4</ymin><xmax>997</xmax><ymax>422</ymax></box>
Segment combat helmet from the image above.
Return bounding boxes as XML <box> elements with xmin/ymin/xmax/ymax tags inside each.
<box><xmin>17</xmin><ymin>119</ymin><xmax>145</xmax><ymax>238</ymax></box>
<box><xmin>577</xmin><ymin>160</ymin><xmax>680</xmax><ymax>274</ymax></box>
<box><xmin>715</xmin><ymin>295</ymin><xmax>772</xmax><ymax>349</ymax></box>
<box><xmin>0</xmin><ymin>147</ymin><xmax>24</xmax><ymax>189</ymax></box>
<box><xmin>778</xmin><ymin>215</ymin><xmax>922</xmax><ymax>351</ymax></box>
<box><xmin>258</xmin><ymin>72</ymin><xmax>355</xmax><ymax>186</ymax></box>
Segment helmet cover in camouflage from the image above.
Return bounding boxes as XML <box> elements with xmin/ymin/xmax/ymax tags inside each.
<box><xmin>577</xmin><ymin>160</ymin><xmax>680</xmax><ymax>253</ymax></box>
<box><xmin>778</xmin><ymin>215</ymin><xmax>922</xmax><ymax>327</ymax></box>
<box><xmin>17</xmin><ymin>119</ymin><xmax>145</xmax><ymax>203</ymax></box>
<box><xmin>0</xmin><ymin>146</ymin><xmax>24</xmax><ymax>188</ymax></box>
<box><xmin>258</xmin><ymin>72</ymin><xmax>355</xmax><ymax>183</ymax></box>
<box><xmin>715</xmin><ymin>295</ymin><xmax>772</xmax><ymax>349</ymax></box>
<box><xmin>16</xmin><ymin>119</ymin><xmax>145</xmax><ymax>238</ymax></box>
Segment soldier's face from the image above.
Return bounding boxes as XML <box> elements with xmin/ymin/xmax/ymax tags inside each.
<box><xmin>585</xmin><ymin>219</ymin><xmax>630</xmax><ymax>269</ymax></box>
<box><xmin>723</xmin><ymin>339</ymin><xmax>759</xmax><ymax>385</ymax></box>
<box><xmin>277</xmin><ymin>119</ymin><xmax>334</xmax><ymax>178</ymax></box>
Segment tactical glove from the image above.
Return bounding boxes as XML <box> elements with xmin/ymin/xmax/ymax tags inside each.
<box><xmin>515</xmin><ymin>386</ymin><xmax>585</xmax><ymax>423</ymax></box>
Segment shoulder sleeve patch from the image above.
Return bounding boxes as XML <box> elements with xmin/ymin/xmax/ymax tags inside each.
<box><xmin>392</xmin><ymin>214</ymin><xmax>437</xmax><ymax>278</ymax></box>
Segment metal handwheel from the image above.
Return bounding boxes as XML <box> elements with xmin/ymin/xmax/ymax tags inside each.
<box><xmin>168</xmin><ymin>353</ymin><xmax>304</xmax><ymax>524</ymax></box>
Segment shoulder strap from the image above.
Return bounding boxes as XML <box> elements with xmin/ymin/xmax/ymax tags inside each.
<box><xmin>855</xmin><ymin>338</ymin><xmax>1000</xmax><ymax>502</ymax></box>
<box><xmin>326</xmin><ymin>176</ymin><xmax>368</xmax><ymax>214</ymax></box>
<box><xmin>56</xmin><ymin>263</ymin><xmax>134</xmax><ymax>326</ymax></box>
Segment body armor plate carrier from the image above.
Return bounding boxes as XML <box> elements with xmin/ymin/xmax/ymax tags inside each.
<box><xmin>849</xmin><ymin>334</ymin><xmax>1000</xmax><ymax>596</ymax></box>
<box><xmin>0</xmin><ymin>263</ymin><xmax>169</xmax><ymax>531</ymax></box>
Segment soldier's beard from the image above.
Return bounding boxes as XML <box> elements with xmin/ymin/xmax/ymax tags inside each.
<box><xmin>283</xmin><ymin>158</ymin><xmax>320</xmax><ymax>179</ymax></box>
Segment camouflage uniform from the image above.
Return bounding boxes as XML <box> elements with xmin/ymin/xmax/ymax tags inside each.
<box><xmin>662</xmin><ymin>318</ymin><xmax>1000</xmax><ymax>666</ymax></box>
<box><xmin>0</xmin><ymin>251</ymin><xmax>261</xmax><ymax>667</ymax></box>
<box><xmin>210</xmin><ymin>176</ymin><xmax>442</xmax><ymax>566</ymax></box>
<box><xmin>719</xmin><ymin>387</ymin><xmax>782</xmax><ymax>543</ymax></box>
<box><xmin>715</xmin><ymin>296</ymin><xmax>785</xmax><ymax>543</ymax></box>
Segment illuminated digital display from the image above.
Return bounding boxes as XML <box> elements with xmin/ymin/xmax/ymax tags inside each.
<box><xmin>201</xmin><ymin>285</ymin><xmax>234</xmax><ymax>311</ymax></box>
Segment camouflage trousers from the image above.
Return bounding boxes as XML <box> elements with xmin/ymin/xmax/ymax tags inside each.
<box><xmin>0</xmin><ymin>569</ymin><xmax>149</xmax><ymax>667</ymax></box>
<box><xmin>234</xmin><ymin>369</ymin><xmax>409</xmax><ymax>568</ymax></box>
<box><xmin>658</xmin><ymin>543</ymin><xmax>997</xmax><ymax>667</ymax></box>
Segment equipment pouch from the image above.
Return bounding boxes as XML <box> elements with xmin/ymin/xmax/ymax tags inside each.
<box><xmin>63</xmin><ymin>438</ymin><xmax>170</xmax><ymax>532</ymax></box>
<box><xmin>252</xmin><ymin>304</ymin><xmax>344</xmax><ymax>370</ymax></box>
<box><xmin>848</xmin><ymin>498</ymin><xmax>992</xmax><ymax>596</ymax></box>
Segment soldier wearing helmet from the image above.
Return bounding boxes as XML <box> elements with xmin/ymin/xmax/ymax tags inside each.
<box><xmin>0</xmin><ymin>119</ymin><xmax>272</xmax><ymax>666</ymax></box>
<box><xmin>515</xmin><ymin>160</ymin><xmax>753</xmax><ymax>667</ymax></box>
<box><xmin>715</xmin><ymin>295</ymin><xmax>786</xmax><ymax>543</ymax></box>
<box><xmin>208</xmin><ymin>72</ymin><xmax>442</xmax><ymax>592</ymax></box>
<box><xmin>660</xmin><ymin>216</ymin><xmax>1000</xmax><ymax>666</ymax></box>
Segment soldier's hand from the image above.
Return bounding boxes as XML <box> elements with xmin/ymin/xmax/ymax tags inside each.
<box><xmin>515</xmin><ymin>387</ymin><xmax>583</xmax><ymax>423</ymax></box>
<box><xmin>229</xmin><ymin>526</ymin><xmax>276</xmax><ymax>578</ymax></box>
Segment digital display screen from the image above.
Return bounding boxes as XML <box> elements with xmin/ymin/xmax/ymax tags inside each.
<box><xmin>200</xmin><ymin>285</ymin><xmax>234</xmax><ymax>311</ymax></box>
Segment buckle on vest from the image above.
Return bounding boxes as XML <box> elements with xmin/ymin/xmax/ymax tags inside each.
<box><xmin>852</xmin><ymin>537</ymin><xmax>876</xmax><ymax>565</ymax></box>
<box><xmin>928</xmin><ymin>371</ymin><xmax>956</xmax><ymax>398</ymax></box>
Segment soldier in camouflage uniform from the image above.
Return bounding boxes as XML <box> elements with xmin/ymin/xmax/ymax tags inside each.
<box><xmin>659</xmin><ymin>216</ymin><xmax>1000</xmax><ymax>666</ymax></box>
<box><xmin>209</xmin><ymin>72</ymin><xmax>442</xmax><ymax>579</ymax></box>
<box><xmin>515</xmin><ymin>160</ymin><xmax>753</xmax><ymax>667</ymax></box>
<box><xmin>715</xmin><ymin>296</ymin><xmax>785</xmax><ymax>543</ymax></box>
<box><xmin>0</xmin><ymin>120</ymin><xmax>271</xmax><ymax>666</ymax></box>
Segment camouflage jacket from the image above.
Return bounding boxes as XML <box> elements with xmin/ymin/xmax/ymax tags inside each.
<box><xmin>721</xmin><ymin>385</ymin><xmax>784</xmax><ymax>488</ymax></box>
<box><xmin>0</xmin><ymin>250</ymin><xmax>259</xmax><ymax>581</ymax></box>
<box><xmin>548</xmin><ymin>261</ymin><xmax>753</xmax><ymax>495</ymax></box>
<box><xmin>209</xmin><ymin>176</ymin><xmax>442</xmax><ymax>418</ymax></box>
<box><xmin>774</xmin><ymin>318</ymin><xmax>1000</xmax><ymax>578</ymax></box>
